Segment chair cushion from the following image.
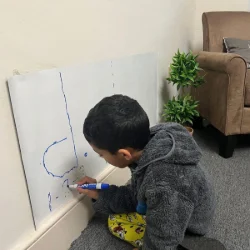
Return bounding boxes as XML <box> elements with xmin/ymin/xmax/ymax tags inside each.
<box><xmin>245</xmin><ymin>70</ymin><xmax>250</xmax><ymax>106</ymax></box>
<box><xmin>223</xmin><ymin>38</ymin><xmax>250</xmax><ymax>68</ymax></box>
<box><xmin>223</xmin><ymin>38</ymin><xmax>250</xmax><ymax>105</ymax></box>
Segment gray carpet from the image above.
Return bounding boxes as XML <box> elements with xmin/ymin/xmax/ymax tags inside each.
<box><xmin>70</xmin><ymin>126</ymin><xmax>250</xmax><ymax>250</ymax></box>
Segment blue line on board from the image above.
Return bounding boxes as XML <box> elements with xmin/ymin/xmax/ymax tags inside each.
<box><xmin>42</xmin><ymin>138</ymin><xmax>67</xmax><ymax>177</ymax></box>
<box><xmin>59</xmin><ymin>72</ymin><xmax>79</xmax><ymax>168</ymax></box>
<box><xmin>62</xmin><ymin>179</ymin><xmax>69</xmax><ymax>187</ymax></box>
<box><xmin>41</xmin><ymin>72</ymin><xmax>79</xmax><ymax>179</ymax></box>
<box><xmin>42</xmin><ymin>138</ymin><xmax>77</xmax><ymax>178</ymax></box>
<box><xmin>48</xmin><ymin>192</ymin><xmax>52</xmax><ymax>212</ymax></box>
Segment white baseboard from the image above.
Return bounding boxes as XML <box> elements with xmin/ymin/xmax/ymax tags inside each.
<box><xmin>14</xmin><ymin>166</ymin><xmax>131</xmax><ymax>250</ymax></box>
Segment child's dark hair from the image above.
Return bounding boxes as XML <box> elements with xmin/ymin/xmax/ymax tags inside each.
<box><xmin>83</xmin><ymin>95</ymin><xmax>150</xmax><ymax>154</ymax></box>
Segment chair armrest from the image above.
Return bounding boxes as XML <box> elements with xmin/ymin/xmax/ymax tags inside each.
<box><xmin>197</xmin><ymin>51</ymin><xmax>247</xmax><ymax>74</ymax></box>
<box><xmin>193</xmin><ymin>51</ymin><xmax>247</xmax><ymax>135</ymax></box>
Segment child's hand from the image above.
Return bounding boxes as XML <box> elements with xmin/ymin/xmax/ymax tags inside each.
<box><xmin>77</xmin><ymin>176</ymin><xmax>99</xmax><ymax>200</ymax></box>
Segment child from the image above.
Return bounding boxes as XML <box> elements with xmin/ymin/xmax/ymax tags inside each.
<box><xmin>78</xmin><ymin>95</ymin><xmax>215</xmax><ymax>250</ymax></box>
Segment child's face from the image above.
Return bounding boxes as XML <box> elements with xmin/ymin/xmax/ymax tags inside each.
<box><xmin>90</xmin><ymin>144</ymin><xmax>135</xmax><ymax>168</ymax></box>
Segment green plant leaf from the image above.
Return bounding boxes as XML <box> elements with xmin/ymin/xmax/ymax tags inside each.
<box><xmin>165</xmin><ymin>49</ymin><xmax>203</xmax><ymax>125</ymax></box>
<box><xmin>167</xmin><ymin>49</ymin><xmax>204</xmax><ymax>90</ymax></box>
<box><xmin>162</xmin><ymin>93</ymin><xmax>200</xmax><ymax>125</ymax></box>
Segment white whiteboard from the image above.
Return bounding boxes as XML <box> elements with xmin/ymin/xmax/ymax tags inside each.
<box><xmin>8</xmin><ymin>53</ymin><xmax>157</xmax><ymax>229</ymax></box>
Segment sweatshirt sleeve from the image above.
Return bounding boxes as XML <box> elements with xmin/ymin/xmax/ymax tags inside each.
<box><xmin>143</xmin><ymin>186</ymin><xmax>194</xmax><ymax>250</ymax></box>
<box><xmin>92</xmin><ymin>184</ymin><xmax>137</xmax><ymax>214</ymax></box>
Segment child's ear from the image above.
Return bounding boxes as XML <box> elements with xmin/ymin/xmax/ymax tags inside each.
<box><xmin>118</xmin><ymin>149</ymin><xmax>132</xmax><ymax>161</ymax></box>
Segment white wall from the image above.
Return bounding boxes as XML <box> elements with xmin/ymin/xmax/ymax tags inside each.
<box><xmin>0</xmin><ymin>1</ymin><xmax>195</xmax><ymax>249</ymax></box>
<box><xmin>192</xmin><ymin>0</ymin><xmax>249</xmax><ymax>51</ymax></box>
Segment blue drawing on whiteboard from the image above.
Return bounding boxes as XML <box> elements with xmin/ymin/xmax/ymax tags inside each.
<box><xmin>43</xmin><ymin>138</ymin><xmax>67</xmax><ymax>177</ymax></box>
<box><xmin>60</xmin><ymin>72</ymin><xmax>79</xmax><ymax>167</ymax></box>
<box><xmin>62</xmin><ymin>179</ymin><xmax>69</xmax><ymax>187</ymax></box>
<box><xmin>84</xmin><ymin>152</ymin><xmax>88</xmax><ymax>157</ymax></box>
<box><xmin>42</xmin><ymin>138</ymin><xmax>78</xmax><ymax>178</ymax></box>
<box><xmin>48</xmin><ymin>192</ymin><xmax>52</xmax><ymax>212</ymax></box>
<box><xmin>42</xmin><ymin>72</ymin><xmax>78</xmax><ymax>179</ymax></box>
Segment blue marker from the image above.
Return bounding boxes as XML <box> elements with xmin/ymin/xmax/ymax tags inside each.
<box><xmin>68</xmin><ymin>183</ymin><xmax>109</xmax><ymax>190</ymax></box>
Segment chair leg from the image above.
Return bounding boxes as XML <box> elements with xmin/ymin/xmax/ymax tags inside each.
<box><xmin>192</xmin><ymin>116</ymin><xmax>204</xmax><ymax>129</ymax></box>
<box><xmin>219</xmin><ymin>135</ymin><xmax>237</xmax><ymax>158</ymax></box>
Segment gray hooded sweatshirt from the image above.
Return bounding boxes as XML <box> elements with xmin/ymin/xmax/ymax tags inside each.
<box><xmin>93</xmin><ymin>123</ymin><xmax>215</xmax><ymax>250</ymax></box>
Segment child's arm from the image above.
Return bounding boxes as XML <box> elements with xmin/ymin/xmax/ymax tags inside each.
<box><xmin>143</xmin><ymin>186</ymin><xmax>194</xmax><ymax>250</ymax></box>
<box><xmin>77</xmin><ymin>176</ymin><xmax>137</xmax><ymax>214</ymax></box>
<box><xmin>93</xmin><ymin>184</ymin><xmax>137</xmax><ymax>214</ymax></box>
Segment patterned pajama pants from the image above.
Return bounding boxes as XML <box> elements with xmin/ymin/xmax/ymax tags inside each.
<box><xmin>108</xmin><ymin>212</ymin><xmax>146</xmax><ymax>248</ymax></box>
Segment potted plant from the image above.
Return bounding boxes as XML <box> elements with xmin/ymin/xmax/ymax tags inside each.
<box><xmin>163</xmin><ymin>50</ymin><xmax>204</xmax><ymax>135</ymax></box>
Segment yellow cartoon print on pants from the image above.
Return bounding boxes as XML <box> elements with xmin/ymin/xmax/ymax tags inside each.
<box><xmin>108</xmin><ymin>212</ymin><xmax>146</xmax><ymax>247</ymax></box>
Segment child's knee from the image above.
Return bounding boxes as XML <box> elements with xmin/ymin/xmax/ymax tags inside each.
<box><xmin>108</xmin><ymin>220</ymin><xmax>127</xmax><ymax>240</ymax></box>
<box><xmin>107</xmin><ymin>213</ymin><xmax>145</xmax><ymax>247</ymax></box>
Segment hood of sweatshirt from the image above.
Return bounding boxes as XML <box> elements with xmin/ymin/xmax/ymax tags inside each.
<box><xmin>135</xmin><ymin>123</ymin><xmax>202</xmax><ymax>172</ymax></box>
